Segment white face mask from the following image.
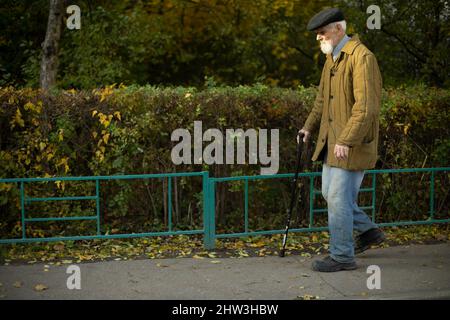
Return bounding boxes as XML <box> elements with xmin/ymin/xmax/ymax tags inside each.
<box><xmin>320</xmin><ymin>38</ymin><xmax>334</xmax><ymax>55</ymax></box>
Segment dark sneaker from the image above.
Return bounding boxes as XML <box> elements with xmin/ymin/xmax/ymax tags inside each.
<box><xmin>355</xmin><ymin>228</ymin><xmax>385</xmax><ymax>254</ymax></box>
<box><xmin>312</xmin><ymin>256</ymin><xmax>357</xmax><ymax>272</ymax></box>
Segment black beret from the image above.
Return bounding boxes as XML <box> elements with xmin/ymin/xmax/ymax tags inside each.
<box><xmin>307</xmin><ymin>8</ymin><xmax>345</xmax><ymax>31</ymax></box>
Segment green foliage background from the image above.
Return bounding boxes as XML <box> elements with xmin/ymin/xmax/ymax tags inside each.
<box><xmin>1</xmin><ymin>0</ymin><xmax>449</xmax><ymax>89</ymax></box>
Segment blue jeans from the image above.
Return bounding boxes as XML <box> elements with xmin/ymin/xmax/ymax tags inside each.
<box><xmin>322</xmin><ymin>162</ymin><xmax>378</xmax><ymax>263</ymax></box>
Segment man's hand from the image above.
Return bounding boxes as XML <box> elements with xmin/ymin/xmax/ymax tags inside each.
<box><xmin>297</xmin><ymin>129</ymin><xmax>310</xmax><ymax>144</ymax></box>
<box><xmin>334</xmin><ymin>144</ymin><xmax>349</xmax><ymax>160</ymax></box>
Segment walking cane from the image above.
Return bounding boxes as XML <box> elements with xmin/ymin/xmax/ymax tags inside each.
<box><xmin>279</xmin><ymin>132</ymin><xmax>305</xmax><ymax>257</ymax></box>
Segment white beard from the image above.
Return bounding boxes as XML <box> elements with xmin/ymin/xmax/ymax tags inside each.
<box><xmin>320</xmin><ymin>39</ymin><xmax>334</xmax><ymax>55</ymax></box>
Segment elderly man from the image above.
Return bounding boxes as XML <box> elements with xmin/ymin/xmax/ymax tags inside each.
<box><xmin>299</xmin><ymin>8</ymin><xmax>385</xmax><ymax>272</ymax></box>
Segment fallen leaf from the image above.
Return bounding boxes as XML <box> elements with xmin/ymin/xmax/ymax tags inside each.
<box><xmin>156</xmin><ymin>263</ymin><xmax>169</xmax><ymax>267</ymax></box>
<box><xmin>301</xmin><ymin>273</ymin><xmax>310</xmax><ymax>277</ymax></box>
<box><xmin>237</xmin><ymin>250</ymin><xmax>249</xmax><ymax>257</ymax></box>
<box><xmin>13</xmin><ymin>281</ymin><xmax>23</xmax><ymax>288</ymax></box>
<box><xmin>297</xmin><ymin>294</ymin><xmax>319</xmax><ymax>300</ymax></box>
<box><xmin>301</xmin><ymin>252</ymin><xmax>311</xmax><ymax>257</ymax></box>
<box><xmin>210</xmin><ymin>260</ymin><xmax>221</xmax><ymax>264</ymax></box>
<box><xmin>193</xmin><ymin>255</ymin><xmax>205</xmax><ymax>259</ymax></box>
<box><xmin>249</xmin><ymin>240</ymin><xmax>266</xmax><ymax>248</ymax></box>
<box><xmin>34</xmin><ymin>284</ymin><xmax>48</xmax><ymax>291</ymax></box>
<box><xmin>53</xmin><ymin>244</ymin><xmax>65</xmax><ymax>251</ymax></box>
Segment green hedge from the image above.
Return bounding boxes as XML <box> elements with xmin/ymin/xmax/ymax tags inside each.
<box><xmin>0</xmin><ymin>84</ymin><xmax>449</xmax><ymax>238</ymax></box>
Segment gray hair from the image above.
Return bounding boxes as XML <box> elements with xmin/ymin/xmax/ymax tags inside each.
<box><xmin>326</xmin><ymin>20</ymin><xmax>347</xmax><ymax>32</ymax></box>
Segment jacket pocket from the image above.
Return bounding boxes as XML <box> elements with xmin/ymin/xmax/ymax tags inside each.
<box><xmin>350</xmin><ymin>139</ymin><xmax>377</xmax><ymax>170</ymax></box>
<box><xmin>359</xmin><ymin>139</ymin><xmax>376</xmax><ymax>152</ymax></box>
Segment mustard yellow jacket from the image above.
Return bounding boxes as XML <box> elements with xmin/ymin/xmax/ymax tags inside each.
<box><xmin>303</xmin><ymin>34</ymin><xmax>382</xmax><ymax>171</ymax></box>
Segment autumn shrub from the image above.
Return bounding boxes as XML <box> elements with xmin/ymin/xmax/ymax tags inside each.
<box><xmin>0</xmin><ymin>84</ymin><xmax>448</xmax><ymax>239</ymax></box>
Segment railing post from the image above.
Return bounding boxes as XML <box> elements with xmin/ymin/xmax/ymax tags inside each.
<box><xmin>372</xmin><ymin>173</ymin><xmax>377</xmax><ymax>222</ymax></box>
<box><xmin>430</xmin><ymin>171</ymin><xmax>435</xmax><ymax>220</ymax></box>
<box><xmin>309</xmin><ymin>176</ymin><xmax>314</xmax><ymax>228</ymax></box>
<box><xmin>203</xmin><ymin>171</ymin><xmax>215</xmax><ymax>250</ymax></box>
<box><xmin>95</xmin><ymin>179</ymin><xmax>101</xmax><ymax>235</ymax></box>
<box><xmin>20</xmin><ymin>181</ymin><xmax>26</xmax><ymax>239</ymax></box>
<box><xmin>208</xmin><ymin>178</ymin><xmax>216</xmax><ymax>250</ymax></box>
<box><xmin>168</xmin><ymin>176</ymin><xmax>172</xmax><ymax>231</ymax></box>
<box><xmin>244</xmin><ymin>178</ymin><xmax>249</xmax><ymax>233</ymax></box>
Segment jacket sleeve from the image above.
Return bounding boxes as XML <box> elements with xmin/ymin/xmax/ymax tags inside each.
<box><xmin>303</xmin><ymin>63</ymin><xmax>326</xmax><ymax>133</ymax></box>
<box><xmin>337</xmin><ymin>53</ymin><xmax>381</xmax><ymax>146</ymax></box>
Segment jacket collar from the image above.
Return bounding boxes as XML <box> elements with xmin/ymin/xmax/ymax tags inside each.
<box><xmin>341</xmin><ymin>34</ymin><xmax>361</xmax><ymax>55</ymax></box>
<box><xmin>326</xmin><ymin>34</ymin><xmax>361</xmax><ymax>64</ymax></box>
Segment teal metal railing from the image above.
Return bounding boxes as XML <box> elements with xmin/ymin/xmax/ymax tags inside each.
<box><xmin>206</xmin><ymin>167</ymin><xmax>450</xmax><ymax>249</ymax></box>
<box><xmin>0</xmin><ymin>171</ymin><xmax>214</xmax><ymax>248</ymax></box>
<box><xmin>1</xmin><ymin>167</ymin><xmax>449</xmax><ymax>249</ymax></box>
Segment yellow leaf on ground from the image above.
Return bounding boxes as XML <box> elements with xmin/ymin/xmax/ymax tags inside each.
<box><xmin>249</xmin><ymin>240</ymin><xmax>266</xmax><ymax>248</ymax></box>
<box><xmin>156</xmin><ymin>263</ymin><xmax>169</xmax><ymax>267</ymax></box>
<box><xmin>34</xmin><ymin>284</ymin><xmax>48</xmax><ymax>291</ymax></box>
<box><xmin>53</xmin><ymin>243</ymin><xmax>64</xmax><ymax>251</ymax></box>
<box><xmin>298</xmin><ymin>294</ymin><xmax>319</xmax><ymax>300</ymax></box>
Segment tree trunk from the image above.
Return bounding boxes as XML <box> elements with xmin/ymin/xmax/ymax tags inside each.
<box><xmin>40</xmin><ymin>0</ymin><xmax>64</xmax><ymax>90</ymax></box>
